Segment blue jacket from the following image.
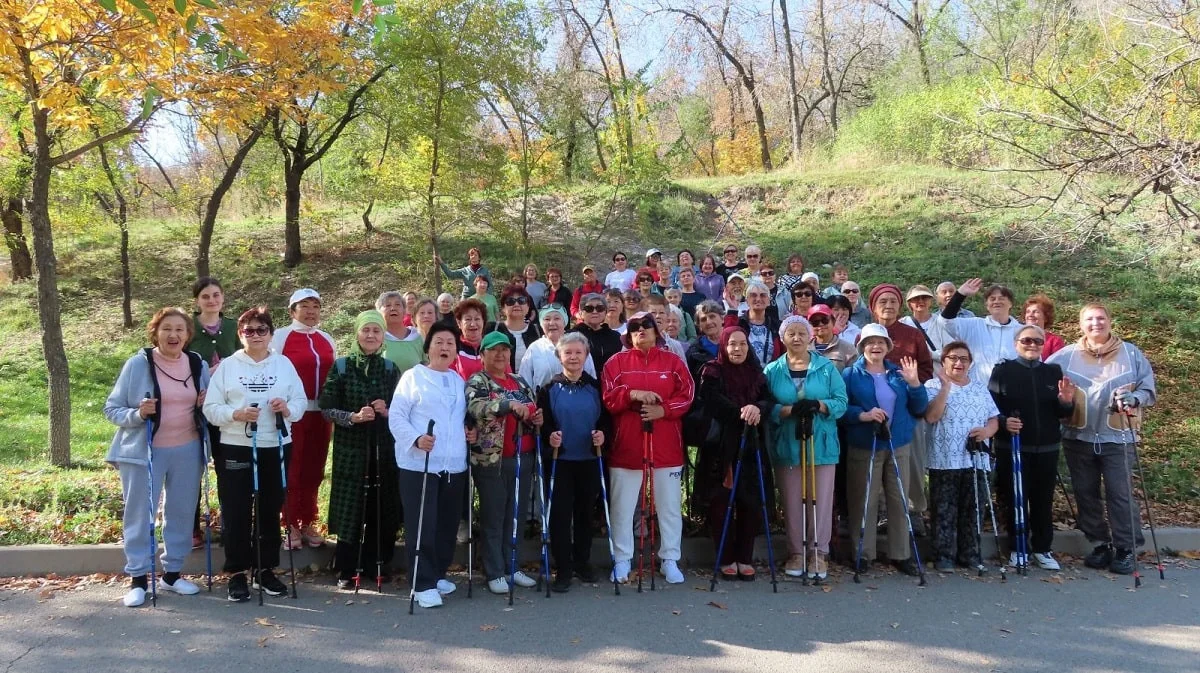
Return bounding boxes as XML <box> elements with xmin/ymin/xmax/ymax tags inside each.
<box><xmin>765</xmin><ymin>352</ymin><xmax>847</xmax><ymax>466</ymax></box>
<box><xmin>842</xmin><ymin>359</ymin><xmax>929</xmax><ymax>449</ymax></box>
<box><xmin>104</xmin><ymin>350</ymin><xmax>210</xmax><ymax>467</ymax></box>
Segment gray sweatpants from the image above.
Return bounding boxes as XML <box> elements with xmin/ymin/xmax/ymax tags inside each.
<box><xmin>472</xmin><ymin>455</ymin><xmax>535</xmax><ymax>581</ymax></box>
<box><xmin>1063</xmin><ymin>440</ymin><xmax>1144</xmax><ymax>551</ymax></box>
<box><xmin>118</xmin><ymin>439</ymin><xmax>203</xmax><ymax>577</ymax></box>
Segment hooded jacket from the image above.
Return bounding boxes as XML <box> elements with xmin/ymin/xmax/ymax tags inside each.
<box><xmin>104</xmin><ymin>349</ymin><xmax>211</xmax><ymax>466</ymax></box>
<box><xmin>937</xmin><ymin>292</ymin><xmax>1022</xmax><ymax>384</ymax></box>
<box><xmin>202</xmin><ymin>349</ymin><xmax>309</xmax><ymax>447</ymax></box>
<box><xmin>764</xmin><ymin>351</ymin><xmax>848</xmax><ymax>466</ymax></box>
<box><xmin>601</xmin><ymin>345</ymin><xmax>694</xmax><ymax>470</ymax></box>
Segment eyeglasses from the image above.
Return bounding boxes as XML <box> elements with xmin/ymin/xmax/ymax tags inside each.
<box><xmin>1018</xmin><ymin>337</ymin><xmax>1045</xmax><ymax>346</ymax></box>
<box><xmin>504</xmin><ymin>296</ymin><xmax>528</xmax><ymax>306</ymax></box>
<box><xmin>582</xmin><ymin>304</ymin><xmax>605</xmax><ymax>313</ymax></box>
<box><xmin>724</xmin><ymin>248</ymin><xmax>737</xmax><ymax>254</ymax></box>
<box><xmin>792</xmin><ymin>291</ymin><xmax>813</xmax><ymax>298</ymax></box>
<box><xmin>809</xmin><ymin>317</ymin><xmax>830</xmax><ymax>326</ymax></box>
<box><xmin>944</xmin><ymin>355</ymin><xmax>972</xmax><ymax>363</ymax></box>
<box><xmin>240</xmin><ymin>326</ymin><xmax>270</xmax><ymax>337</ymax></box>
<box><xmin>637</xmin><ymin>277</ymin><xmax>652</xmax><ymax>283</ymax></box>
<box><xmin>746</xmin><ymin>254</ymin><xmax>760</xmax><ymax>259</ymax></box>
<box><xmin>761</xmin><ymin>270</ymin><xmax>775</xmax><ymax>277</ymax></box>
<box><xmin>614</xmin><ymin>257</ymin><xmax>626</xmax><ymax>262</ymax></box>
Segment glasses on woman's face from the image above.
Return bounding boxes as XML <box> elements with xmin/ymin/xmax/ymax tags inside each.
<box><xmin>944</xmin><ymin>355</ymin><xmax>972</xmax><ymax>364</ymax></box>
<box><xmin>503</xmin><ymin>296</ymin><xmax>528</xmax><ymax>306</ymax></box>
<box><xmin>724</xmin><ymin>248</ymin><xmax>737</xmax><ymax>255</ymax></box>
<box><xmin>241</xmin><ymin>326</ymin><xmax>269</xmax><ymax>337</ymax></box>
<box><xmin>746</xmin><ymin>254</ymin><xmax>760</xmax><ymax>259</ymax></box>
<box><xmin>638</xmin><ymin>277</ymin><xmax>652</xmax><ymax>283</ymax></box>
<box><xmin>761</xmin><ymin>270</ymin><xmax>775</xmax><ymax>277</ymax></box>
<box><xmin>843</xmin><ymin>289</ymin><xmax>860</xmax><ymax>295</ymax></box>
<box><xmin>793</xmin><ymin>291</ymin><xmax>813</xmax><ymax>298</ymax></box>
<box><xmin>627</xmin><ymin>319</ymin><xmax>655</xmax><ymax>334</ymax></box>
<box><xmin>582</xmin><ymin>304</ymin><xmax>605</xmax><ymax>313</ymax></box>
<box><xmin>614</xmin><ymin>257</ymin><xmax>626</xmax><ymax>263</ymax></box>
<box><xmin>809</xmin><ymin>317</ymin><xmax>830</xmax><ymax>327</ymax></box>
<box><xmin>1018</xmin><ymin>337</ymin><xmax>1045</xmax><ymax>346</ymax></box>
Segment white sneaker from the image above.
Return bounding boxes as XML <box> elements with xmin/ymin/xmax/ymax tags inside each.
<box><xmin>487</xmin><ymin>577</ymin><xmax>509</xmax><ymax>594</ymax></box>
<box><xmin>413</xmin><ymin>588</ymin><xmax>442</xmax><ymax>608</ymax></box>
<box><xmin>511</xmin><ymin>571</ymin><xmax>537</xmax><ymax>588</ymax></box>
<box><xmin>661</xmin><ymin>560</ymin><xmax>685</xmax><ymax>584</ymax></box>
<box><xmin>610</xmin><ymin>560</ymin><xmax>631</xmax><ymax>583</ymax></box>
<box><xmin>1009</xmin><ymin>551</ymin><xmax>1030</xmax><ymax>567</ymax></box>
<box><xmin>122</xmin><ymin>587</ymin><xmax>146</xmax><ymax>607</ymax></box>
<box><xmin>1033</xmin><ymin>552</ymin><xmax>1061</xmax><ymax>570</ymax></box>
<box><xmin>436</xmin><ymin>579</ymin><xmax>457</xmax><ymax>595</ymax></box>
<box><xmin>160</xmin><ymin>577</ymin><xmax>200</xmax><ymax>595</ymax></box>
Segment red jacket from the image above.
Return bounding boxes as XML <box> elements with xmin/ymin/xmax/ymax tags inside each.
<box><xmin>883</xmin><ymin>321</ymin><xmax>934</xmax><ymax>383</ymax></box>
<box><xmin>601</xmin><ymin>345</ymin><xmax>694</xmax><ymax>470</ymax></box>
<box><xmin>270</xmin><ymin>322</ymin><xmax>336</xmax><ymax>406</ymax></box>
<box><xmin>570</xmin><ymin>281</ymin><xmax>605</xmax><ymax>317</ymax></box>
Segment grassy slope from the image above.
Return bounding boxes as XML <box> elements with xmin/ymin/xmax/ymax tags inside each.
<box><xmin>2</xmin><ymin>165</ymin><xmax>1197</xmax><ymax>544</ymax></box>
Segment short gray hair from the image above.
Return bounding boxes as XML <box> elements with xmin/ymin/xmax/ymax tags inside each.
<box><xmin>436</xmin><ymin>292</ymin><xmax>455</xmax><ymax>304</ymax></box>
<box><xmin>1015</xmin><ymin>324</ymin><xmax>1046</xmax><ymax>341</ymax></box>
<box><xmin>376</xmin><ymin>291</ymin><xmax>404</xmax><ymax>311</ymax></box>
<box><xmin>745</xmin><ymin>280</ymin><xmax>770</xmax><ymax>296</ymax></box>
<box><xmin>556</xmin><ymin>331</ymin><xmax>590</xmax><ymax>356</ymax></box>
<box><xmin>695</xmin><ymin>300</ymin><xmax>723</xmax><ymax>320</ymax></box>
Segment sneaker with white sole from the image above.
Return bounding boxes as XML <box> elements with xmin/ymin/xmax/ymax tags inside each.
<box><xmin>1009</xmin><ymin>551</ymin><xmax>1030</xmax><ymax>568</ymax></box>
<box><xmin>511</xmin><ymin>571</ymin><xmax>537</xmax><ymax>588</ymax></box>
<box><xmin>660</xmin><ymin>559</ymin><xmax>685</xmax><ymax>584</ymax></box>
<box><xmin>413</xmin><ymin>588</ymin><xmax>443</xmax><ymax>608</ymax></box>
<box><xmin>487</xmin><ymin>577</ymin><xmax>509</xmax><ymax>595</ymax></box>
<box><xmin>611</xmin><ymin>560</ymin><xmax>631</xmax><ymax>583</ymax></box>
<box><xmin>1033</xmin><ymin>552</ymin><xmax>1060</xmax><ymax>570</ymax></box>
<box><xmin>122</xmin><ymin>587</ymin><xmax>147</xmax><ymax>607</ymax></box>
<box><xmin>161</xmin><ymin>577</ymin><xmax>199</xmax><ymax>595</ymax></box>
<box><xmin>436</xmin><ymin>579</ymin><xmax>457</xmax><ymax>595</ymax></box>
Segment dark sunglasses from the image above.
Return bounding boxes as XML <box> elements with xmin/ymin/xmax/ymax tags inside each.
<box><xmin>503</xmin><ymin>296</ymin><xmax>528</xmax><ymax>306</ymax></box>
<box><xmin>746</xmin><ymin>254</ymin><xmax>760</xmax><ymax>259</ymax></box>
<box><xmin>809</xmin><ymin>317</ymin><xmax>830</xmax><ymax>326</ymax></box>
<box><xmin>843</xmin><ymin>288</ymin><xmax>860</xmax><ymax>294</ymax></box>
<box><xmin>240</xmin><ymin>326</ymin><xmax>270</xmax><ymax>337</ymax></box>
<box><xmin>1018</xmin><ymin>337</ymin><xmax>1045</xmax><ymax>346</ymax></box>
<box><xmin>626</xmin><ymin>319</ymin><xmax>655</xmax><ymax>333</ymax></box>
<box><xmin>792</xmin><ymin>290</ymin><xmax>813</xmax><ymax>298</ymax></box>
<box><xmin>724</xmin><ymin>248</ymin><xmax>737</xmax><ymax>254</ymax></box>
<box><xmin>614</xmin><ymin>257</ymin><xmax>626</xmax><ymax>262</ymax></box>
<box><xmin>637</xmin><ymin>276</ymin><xmax>653</xmax><ymax>282</ymax></box>
<box><xmin>582</xmin><ymin>304</ymin><xmax>606</xmax><ymax>313</ymax></box>
<box><xmin>761</xmin><ymin>270</ymin><xmax>775</xmax><ymax>277</ymax></box>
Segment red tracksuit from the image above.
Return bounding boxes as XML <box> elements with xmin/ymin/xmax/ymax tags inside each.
<box><xmin>601</xmin><ymin>345</ymin><xmax>694</xmax><ymax>470</ymax></box>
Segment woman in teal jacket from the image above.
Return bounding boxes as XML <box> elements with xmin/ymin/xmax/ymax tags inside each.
<box><xmin>765</xmin><ymin>316</ymin><xmax>847</xmax><ymax>581</ymax></box>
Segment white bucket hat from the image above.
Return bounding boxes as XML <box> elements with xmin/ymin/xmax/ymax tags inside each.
<box><xmin>856</xmin><ymin>323</ymin><xmax>894</xmax><ymax>355</ymax></box>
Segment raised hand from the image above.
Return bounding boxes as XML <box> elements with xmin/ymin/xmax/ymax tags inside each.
<box><xmin>1058</xmin><ymin>378</ymin><xmax>1076</xmax><ymax>404</ymax></box>
<box><xmin>959</xmin><ymin>278</ymin><xmax>984</xmax><ymax>297</ymax></box>
<box><xmin>899</xmin><ymin>356</ymin><xmax>921</xmax><ymax>386</ymax></box>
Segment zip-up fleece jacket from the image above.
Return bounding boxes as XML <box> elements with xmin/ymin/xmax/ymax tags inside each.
<box><xmin>987</xmin><ymin>358</ymin><xmax>1074</xmax><ymax>448</ymax></box>
<box><xmin>202</xmin><ymin>350</ymin><xmax>309</xmax><ymax>448</ymax></box>
<box><xmin>601</xmin><ymin>345</ymin><xmax>694</xmax><ymax>470</ymax></box>
<box><xmin>104</xmin><ymin>350</ymin><xmax>210</xmax><ymax>466</ymax></box>
<box><xmin>1047</xmin><ymin>341</ymin><xmax>1156</xmax><ymax>444</ymax></box>
<box><xmin>270</xmin><ymin>321</ymin><xmax>336</xmax><ymax>412</ymax></box>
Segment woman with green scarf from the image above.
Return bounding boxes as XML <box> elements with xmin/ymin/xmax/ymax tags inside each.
<box><xmin>319</xmin><ymin>311</ymin><xmax>403</xmax><ymax>590</ymax></box>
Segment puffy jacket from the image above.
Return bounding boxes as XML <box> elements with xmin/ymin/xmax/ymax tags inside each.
<box><xmin>842</xmin><ymin>359</ymin><xmax>929</xmax><ymax>449</ymax></box>
<box><xmin>601</xmin><ymin>345</ymin><xmax>694</xmax><ymax>470</ymax></box>
<box><xmin>765</xmin><ymin>352</ymin><xmax>847</xmax><ymax>466</ymax></box>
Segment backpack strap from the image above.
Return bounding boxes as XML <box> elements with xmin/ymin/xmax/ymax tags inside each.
<box><xmin>141</xmin><ymin>348</ymin><xmax>162</xmax><ymax>438</ymax></box>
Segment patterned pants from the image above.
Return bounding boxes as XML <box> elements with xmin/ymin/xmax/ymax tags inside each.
<box><xmin>928</xmin><ymin>468</ymin><xmax>983</xmax><ymax>566</ymax></box>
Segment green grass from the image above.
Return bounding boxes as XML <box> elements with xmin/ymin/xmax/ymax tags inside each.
<box><xmin>2</xmin><ymin>166</ymin><xmax>1198</xmax><ymax>544</ymax></box>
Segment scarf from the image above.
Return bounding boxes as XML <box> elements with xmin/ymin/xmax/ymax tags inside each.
<box><xmin>350</xmin><ymin>310</ymin><xmax>387</xmax><ymax>375</ymax></box>
<box><xmin>701</xmin><ymin>326</ymin><xmax>767</xmax><ymax>407</ymax></box>
<box><xmin>1080</xmin><ymin>334</ymin><xmax>1123</xmax><ymax>362</ymax></box>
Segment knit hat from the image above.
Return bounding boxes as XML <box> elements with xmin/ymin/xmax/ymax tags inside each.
<box><xmin>480</xmin><ymin>331</ymin><xmax>513</xmax><ymax>352</ymax></box>
<box><xmin>856</xmin><ymin>323</ymin><xmax>894</xmax><ymax>355</ymax></box>
<box><xmin>868</xmin><ymin>283</ymin><xmax>903</xmax><ymax>308</ymax></box>
<box><xmin>779</xmin><ymin>315</ymin><xmax>813</xmax><ymax>341</ymax></box>
<box><xmin>350</xmin><ymin>310</ymin><xmax>387</xmax><ymax>358</ymax></box>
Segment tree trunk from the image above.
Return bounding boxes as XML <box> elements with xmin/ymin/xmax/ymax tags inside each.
<box><xmin>29</xmin><ymin>108</ymin><xmax>71</xmax><ymax>466</ymax></box>
<box><xmin>2</xmin><ymin>197</ymin><xmax>33</xmax><ymax>281</ymax></box>
<box><xmin>779</xmin><ymin>0</ymin><xmax>803</xmax><ymax>162</ymax></box>
<box><xmin>362</xmin><ymin>197</ymin><xmax>375</xmax><ymax>234</ymax></box>
<box><xmin>428</xmin><ymin>65</ymin><xmax>446</xmax><ymax>296</ymax></box>
<box><xmin>283</xmin><ymin>160</ymin><xmax>304</xmax><ymax>268</ymax></box>
<box><xmin>197</xmin><ymin>124</ymin><xmax>263</xmax><ymax>278</ymax></box>
<box><xmin>119</xmin><ymin>222</ymin><xmax>133</xmax><ymax>329</ymax></box>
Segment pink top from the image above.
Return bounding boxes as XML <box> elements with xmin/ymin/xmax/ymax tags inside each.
<box><xmin>151</xmin><ymin>350</ymin><xmax>200</xmax><ymax>448</ymax></box>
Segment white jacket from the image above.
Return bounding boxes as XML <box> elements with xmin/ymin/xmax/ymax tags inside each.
<box><xmin>518</xmin><ymin>337</ymin><xmax>596</xmax><ymax>393</ymax></box>
<box><xmin>935</xmin><ymin>313</ymin><xmax>1023</xmax><ymax>383</ymax></box>
<box><xmin>202</xmin><ymin>350</ymin><xmax>308</xmax><ymax>447</ymax></box>
<box><xmin>389</xmin><ymin>364</ymin><xmax>468</xmax><ymax>474</ymax></box>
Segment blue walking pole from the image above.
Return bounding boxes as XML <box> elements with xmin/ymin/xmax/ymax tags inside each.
<box><xmin>751</xmin><ymin>426</ymin><xmax>779</xmax><ymax>593</ymax></box>
<box><xmin>200</xmin><ymin>428</ymin><xmax>213</xmax><ymax>592</ymax></box>
<box><xmin>1011</xmin><ymin>411</ymin><xmax>1029</xmax><ymax>576</ymax></box>
<box><xmin>886</xmin><ymin>434</ymin><xmax>927</xmax><ymax>586</ymax></box>
<box><xmin>710</xmin><ymin>426</ymin><xmax>748</xmax><ymax>592</ymax></box>
<box><xmin>143</xmin><ymin>393</ymin><xmax>158</xmax><ymax>608</ymax></box>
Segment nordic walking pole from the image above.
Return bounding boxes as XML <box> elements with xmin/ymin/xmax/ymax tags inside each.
<box><xmin>409</xmin><ymin>420</ymin><xmax>435</xmax><ymax>615</ymax></box>
<box><xmin>1011</xmin><ymin>412</ymin><xmax>1029</xmax><ymax>575</ymax></box>
<box><xmin>466</xmin><ymin>453</ymin><xmax>475</xmax><ymax>599</ymax></box>
<box><xmin>976</xmin><ymin>449</ymin><xmax>1007</xmax><ymax>581</ymax></box>
<box><xmin>969</xmin><ymin>443</ymin><xmax>985</xmax><ymax>577</ymax></box>
<box><xmin>853</xmin><ymin>432</ymin><xmax>879</xmax><ymax>585</ymax></box>
<box><xmin>200</xmin><ymin>428</ymin><xmax>213</xmax><ymax>592</ymax></box>
<box><xmin>638</xmin><ymin>421</ymin><xmax>651</xmax><ymax>594</ymax></box>
<box><xmin>144</xmin><ymin>394</ymin><xmax>158</xmax><ymax>608</ymax></box>
<box><xmin>533</xmin><ymin>431</ymin><xmax>552</xmax><ymax>597</ymax></box>
<box><xmin>752</xmin><ymin>426</ymin><xmax>779</xmax><ymax>593</ymax></box>
<box><xmin>886</xmin><ymin>433</ymin><xmax>926</xmax><ymax>587</ymax></box>
<box><xmin>596</xmin><ymin>443</ymin><xmax>620</xmax><ymax>596</ymax></box>
<box><xmin>544</xmin><ymin>442</ymin><xmax>559</xmax><ymax>597</ymax></box>
<box><xmin>711</xmin><ymin>426</ymin><xmax>747</xmax><ymax>592</ymax></box>
<box><xmin>249</xmin><ymin>403</ymin><xmax>263</xmax><ymax>606</ymax></box>
<box><xmin>276</xmin><ymin>412</ymin><xmax>297</xmax><ymax>599</ymax></box>
<box><xmin>373</xmin><ymin>419</ymin><xmax>384</xmax><ymax>594</ymax></box>
<box><xmin>1121</xmin><ymin>412</ymin><xmax>1165</xmax><ymax>581</ymax></box>
<box><xmin>796</xmin><ymin>410</ymin><xmax>811</xmax><ymax>585</ymax></box>
<box><xmin>353</xmin><ymin>420</ymin><xmax>373</xmax><ymax>594</ymax></box>
<box><xmin>1056</xmin><ymin>471</ymin><xmax>1078</xmax><ymax>527</ymax></box>
<box><xmin>645</xmin><ymin>420</ymin><xmax>657</xmax><ymax>592</ymax></box>
<box><xmin>807</xmin><ymin>430</ymin><xmax>818</xmax><ymax>583</ymax></box>
<box><xmin>508</xmin><ymin>424</ymin><xmax>523</xmax><ymax>607</ymax></box>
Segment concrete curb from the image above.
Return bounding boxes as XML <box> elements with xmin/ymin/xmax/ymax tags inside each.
<box><xmin>2</xmin><ymin>527</ymin><xmax>1198</xmax><ymax>578</ymax></box>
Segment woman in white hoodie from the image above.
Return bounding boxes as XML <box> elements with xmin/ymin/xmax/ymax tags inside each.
<box><xmin>936</xmin><ymin>278</ymin><xmax>1024</xmax><ymax>383</ymax></box>
<box><xmin>203</xmin><ymin>307</ymin><xmax>308</xmax><ymax>603</ymax></box>
<box><xmin>518</xmin><ymin>304</ymin><xmax>595</xmax><ymax>392</ymax></box>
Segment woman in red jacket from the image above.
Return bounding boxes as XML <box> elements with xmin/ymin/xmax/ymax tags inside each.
<box><xmin>601</xmin><ymin>312</ymin><xmax>695</xmax><ymax>585</ymax></box>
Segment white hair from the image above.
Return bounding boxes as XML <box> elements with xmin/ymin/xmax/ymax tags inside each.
<box><xmin>555</xmin><ymin>331</ymin><xmax>590</xmax><ymax>355</ymax></box>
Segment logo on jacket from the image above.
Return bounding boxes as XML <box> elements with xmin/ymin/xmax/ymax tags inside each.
<box><xmin>239</xmin><ymin>372</ymin><xmax>277</xmax><ymax>393</ymax></box>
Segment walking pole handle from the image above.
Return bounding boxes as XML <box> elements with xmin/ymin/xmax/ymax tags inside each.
<box><xmin>642</xmin><ymin>420</ymin><xmax>653</xmax><ymax>433</ymax></box>
<box><xmin>276</xmin><ymin>409</ymin><xmax>289</xmax><ymax>437</ymax></box>
<box><xmin>249</xmin><ymin>402</ymin><xmax>260</xmax><ymax>433</ymax></box>
<box><xmin>425</xmin><ymin>419</ymin><xmax>436</xmax><ymax>440</ymax></box>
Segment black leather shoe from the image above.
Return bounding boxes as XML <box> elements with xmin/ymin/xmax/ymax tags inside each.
<box><xmin>1084</xmin><ymin>543</ymin><xmax>1114</xmax><ymax>569</ymax></box>
<box><xmin>551</xmin><ymin>574</ymin><xmax>572</xmax><ymax>593</ymax></box>
<box><xmin>1109</xmin><ymin>548</ymin><xmax>1135</xmax><ymax>575</ymax></box>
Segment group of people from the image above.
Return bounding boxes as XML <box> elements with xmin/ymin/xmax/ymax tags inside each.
<box><xmin>103</xmin><ymin>243</ymin><xmax>1158</xmax><ymax>610</ymax></box>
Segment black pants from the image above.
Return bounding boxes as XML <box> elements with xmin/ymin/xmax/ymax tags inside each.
<box><xmin>549</xmin><ymin>458</ymin><xmax>601</xmax><ymax>573</ymax></box>
<box><xmin>994</xmin><ymin>446</ymin><xmax>1059</xmax><ymax>554</ymax></box>
<box><xmin>929</xmin><ymin>468</ymin><xmax>981</xmax><ymax>565</ymax></box>
<box><xmin>708</xmin><ymin>486</ymin><xmax>758</xmax><ymax>565</ymax></box>
<box><xmin>216</xmin><ymin>442</ymin><xmax>289</xmax><ymax>573</ymax></box>
<box><xmin>399</xmin><ymin>468</ymin><xmax>466</xmax><ymax>593</ymax></box>
<box><xmin>334</xmin><ymin>535</ymin><xmax>395</xmax><ymax>578</ymax></box>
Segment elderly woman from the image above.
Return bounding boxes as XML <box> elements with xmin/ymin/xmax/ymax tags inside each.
<box><xmin>520</xmin><ymin>304</ymin><xmax>596</xmax><ymax>391</ymax></box>
<box><xmin>388</xmin><ymin>322</ymin><xmax>473</xmax><ymax>609</ymax></box>
<box><xmin>573</xmin><ymin>292</ymin><xmax>624</xmax><ymax>373</ymax></box>
<box><xmin>842</xmin><ymin>324</ymin><xmax>929</xmax><ymax>576</ymax></box>
<box><xmin>726</xmin><ymin>280</ymin><xmax>782</xmax><ymax>365</ymax></box>
<box><xmin>923</xmin><ymin>341</ymin><xmax>1000</xmax><ymax>572</ymax></box>
<box><xmin>808</xmin><ymin>305</ymin><xmax>857</xmax><ymax>372</ymax></box>
<box><xmin>989</xmin><ymin>325</ymin><xmax>1076</xmax><ymax>570</ymax></box>
<box><xmin>1022</xmin><ymin>293</ymin><xmax>1066</xmax><ymax>359</ymax></box>
<box><xmin>436</xmin><ymin>293</ymin><xmax>457</xmax><ymax>328</ymax></box>
<box><xmin>412</xmin><ymin>298</ymin><xmax>439</xmax><ymax>341</ymax></box>
<box><xmin>778</xmin><ymin>254</ymin><xmax>806</xmax><ymax>294</ymax></box>
<box><xmin>827</xmin><ymin>294</ymin><xmax>861</xmax><ymax>347</ymax></box>
<box><xmin>840</xmin><ymin>281</ymin><xmax>872</xmax><ymax>328</ymax></box>
<box><xmin>377</xmin><ymin>291</ymin><xmax>424</xmax><ymax>373</ymax></box>
<box><xmin>602</xmin><ymin>312</ymin><xmax>695</xmax><ymax>585</ymax></box>
<box><xmin>1047</xmin><ymin>304</ymin><xmax>1156</xmax><ymax>575</ymax></box>
<box><xmin>602</xmin><ymin>288</ymin><xmax>625</xmax><ymax>332</ymax></box>
<box><xmin>937</xmin><ymin>278</ymin><xmax>1024</xmax><ymax>383</ymax></box>
<box><xmin>466</xmin><ymin>332</ymin><xmax>542</xmax><ymax>595</ymax></box>
<box><xmin>451</xmin><ymin>299</ymin><xmax>488</xmax><ymax>381</ymax></box>
<box><xmin>764</xmin><ymin>316</ymin><xmax>847</xmax><ymax>580</ymax></box>
<box><xmin>543</xmin><ymin>267</ymin><xmax>573</xmax><ymax>309</ymax></box>
<box><xmin>686</xmin><ymin>300</ymin><xmax>726</xmax><ymax>384</ymax></box>
<box><xmin>786</xmin><ymin>281</ymin><xmax>818</xmax><ymax>318</ymax></box>
<box><xmin>436</xmin><ymin>247</ymin><xmax>490</xmax><ymax>300</ymax></box>
<box><xmin>204</xmin><ymin>307</ymin><xmax>308</xmax><ymax>602</ymax></box>
<box><xmin>901</xmin><ymin>285</ymin><xmax>954</xmax><ymax>365</ymax></box>
<box><xmin>270</xmin><ymin>289</ymin><xmax>337</xmax><ymax>550</ymax></box>
<box><xmin>635</xmin><ymin>268</ymin><xmax>660</xmax><ymax>299</ymax></box>
<box><xmin>490</xmin><ymin>284</ymin><xmax>542</xmax><ymax>371</ymax></box>
<box><xmin>468</xmin><ymin>274</ymin><xmax>500</xmax><ymax>323</ymax></box>
<box><xmin>524</xmin><ymin>264</ymin><xmax>547</xmax><ymax>308</ymax></box>
<box><xmin>695</xmin><ymin>254</ymin><xmax>726</xmax><ymax>303</ymax></box>
<box><xmin>105</xmin><ymin>307</ymin><xmax>211</xmax><ymax>607</ymax></box>
<box><xmin>696</xmin><ymin>327</ymin><xmax>773</xmax><ymax>581</ymax></box>
<box><xmin>621</xmin><ymin>290</ymin><xmax>645</xmax><ymax>324</ymax></box>
<box><xmin>716</xmin><ymin>243</ymin><xmax>746</xmax><ymax>279</ymax></box>
<box><xmin>537</xmin><ymin>332</ymin><xmax>608</xmax><ymax>592</ymax></box>
<box><xmin>320</xmin><ymin>311</ymin><xmax>402</xmax><ymax>590</ymax></box>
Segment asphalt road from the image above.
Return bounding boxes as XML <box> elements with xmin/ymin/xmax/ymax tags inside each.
<box><xmin>1</xmin><ymin>562</ymin><xmax>1196</xmax><ymax>673</ymax></box>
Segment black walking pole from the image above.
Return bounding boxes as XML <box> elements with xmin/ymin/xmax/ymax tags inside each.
<box><xmin>277</xmin><ymin>412</ymin><xmax>298</xmax><ymax>598</ymax></box>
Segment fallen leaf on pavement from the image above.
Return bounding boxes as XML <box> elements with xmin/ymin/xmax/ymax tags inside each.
<box><xmin>821</xmin><ymin>585</ymin><xmax>832</xmax><ymax>593</ymax></box>
<box><xmin>257</xmin><ymin>637</ymin><xmax>268</xmax><ymax>647</ymax></box>
<box><xmin>255</xmin><ymin>617</ymin><xmax>275</xmax><ymax>627</ymax></box>
<box><xmin>707</xmin><ymin>601</ymin><xmax>727</xmax><ymax>610</ymax></box>
<box><xmin>480</xmin><ymin>624</ymin><xmax>499</xmax><ymax>631</ymax></box>
<box><xmin>890</xmin><ymin>622</ymin><xmax>899</xmax><ymax>629</ymax></box>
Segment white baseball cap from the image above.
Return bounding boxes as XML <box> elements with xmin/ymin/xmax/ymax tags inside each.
<box><xmin>288</xmin><ymin>288</ymin><xmax>321</xmax><ymax>307</ymax></box>
<box><xmin>645</xmin><ymin>248</ymin><xmax>662</xmax><ymax>258</ymax></box>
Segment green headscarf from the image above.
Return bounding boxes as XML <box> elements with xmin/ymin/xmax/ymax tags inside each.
<box><xmin>350</xmin><ymin>310</ymin><xmax>387</xmax><ymax>372</ymax></box>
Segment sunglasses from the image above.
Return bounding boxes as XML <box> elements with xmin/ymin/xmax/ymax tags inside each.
<box><xmin>638</xmin><ymin>277</ymin><xmax>653</xmax><ymax>282</ymax></box>
<box><xmin>761</xmin><ymin>270</ymin><xmax>775</xmax><ymax>277</ymax></box>
<box><xmin>1018</xmin><ymin>337</ymin><xmax>1045</xmax><ymax>346</ymax></box>
<box><xmin>746</xmin><ymin>254</ymin><xmax>760</xmax><ymax>259</ymax></box>
<box><xmin>614</xmin><ymin>257</ymin><xmax>626</xmax><ymax>262</ymax></box>
<box><xmin>843</xmin><ymin>289</ymin><xmax>860</xmax><ymax>294</ymax></box>
<box><xmin>724</xmin><ymin>249</ymin><xmax>737</xmax><ymax>254</ymax></box>
<box><xmin>241</xmin><ymin>326</ymin><xmax>270</xmax><ymax>337</ymax></box>
<box><xmin>626</xmin><ymin>319</ymin><xmax>655</xmax><ymax>333</ymax></box>
<box><xmin>792</xmin><ymin>290</ymin><xmax>813</xmax><ymax>298</ymax></box>
<box><xmin>503</xmin><ymin>296</ymin><xmax>528</xmax><ymax>306</ymax></box>
<box><xmin>809</xmin><ymin>317</ymin><xmax>830</xmax><ymax>326</ymax></box>
<box><xmin>582</xmin><ymin>304</ymin><xmax>605</xmax><ymax>313</ymax></box>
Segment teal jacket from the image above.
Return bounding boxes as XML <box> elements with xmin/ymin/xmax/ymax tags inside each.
<box><xmin>765</xmin><ymin>352</ymin><xmax>847</xmax><ymax>466</ymax></box>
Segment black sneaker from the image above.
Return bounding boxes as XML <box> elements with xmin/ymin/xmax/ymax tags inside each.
<box><xmin>575</xmin><ymin>565</ymin><xmax>598</xmax><ymax>584</ymax></box>
<box><xmin>253</xmin><ymin>569</ymin><xmax>287</xmax><ymax>596</ymax></box>
<box><xmin>228</xmin><ymin>573</ymin><xmax>250</xmax><ymax>602</ymax></box>
<box><xmin>893</xmin><ymin>558</ymin><xmax>921</xmax><ymax>577</ymax></box>
<box><xmin>1084</xmin><ymin>543</ymin><xmax>1114</xmax><ymax>569</ymax></box>
<box><xmin>551</xmin><ymin>573</ymin><xmax>572</xmax><ymax>593</ymax></box>
<box><xmin>1109</xmin><ymin>548</ymin><xmax>1135</xmax><ymax>575</ymax></box>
